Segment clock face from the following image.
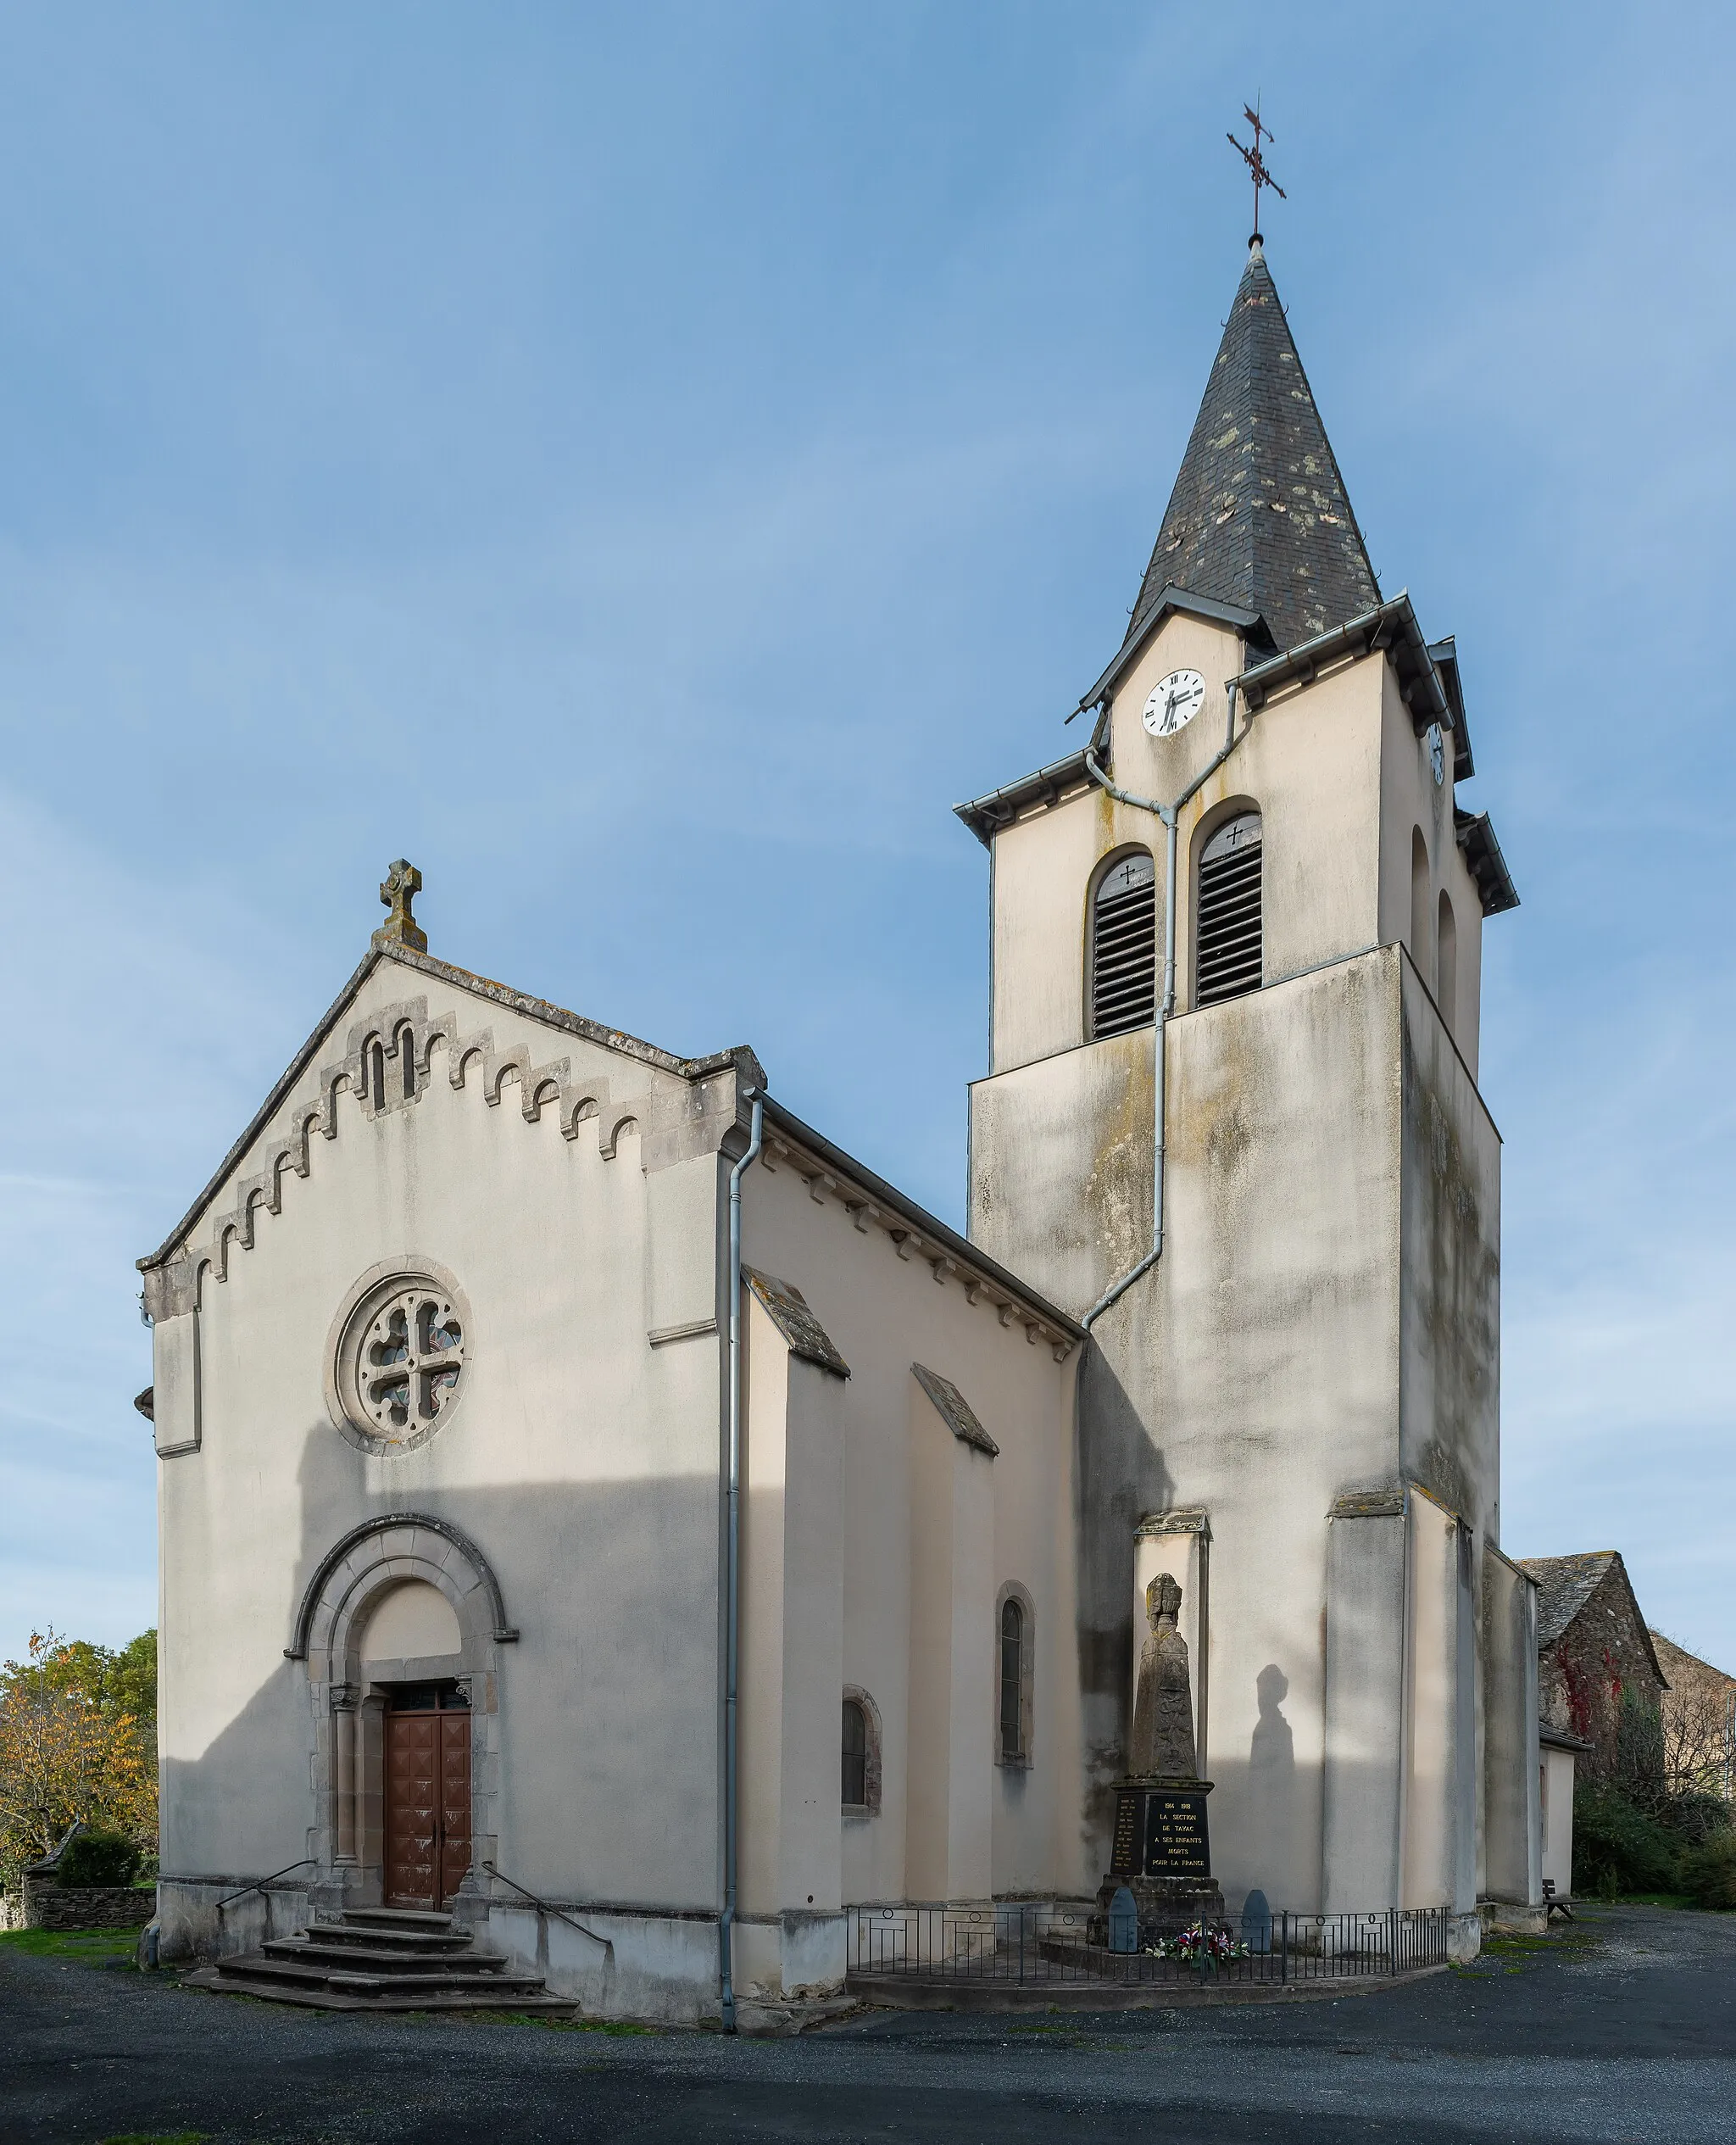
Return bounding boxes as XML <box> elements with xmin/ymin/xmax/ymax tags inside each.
<box><xmin>1143</xmin><ymin>668</ymin><xmax>1206</xmax><ymax>738</ymax></box>
<box><xmin>1427</xmin><ymin>722</ymin><xmax>1446</xmax><ymax>786</ymax></box>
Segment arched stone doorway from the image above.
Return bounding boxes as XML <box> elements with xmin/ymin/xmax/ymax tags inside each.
<box><xmin>287</xmin><ymin>1513</ymin><xmax>517</xmax><ymax>1911</ymax></box>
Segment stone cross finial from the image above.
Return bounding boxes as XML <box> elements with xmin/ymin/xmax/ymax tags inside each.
<box><xmin>375</xmin><ymin>859</ymin><xmax>427</xmax><ymax>954</ymax></box>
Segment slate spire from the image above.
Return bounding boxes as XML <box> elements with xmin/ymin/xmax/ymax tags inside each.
<box><xmin>1129</xmin><ymin>242</ymin><xmax>1379</xmax><ymax>655</ymax></box>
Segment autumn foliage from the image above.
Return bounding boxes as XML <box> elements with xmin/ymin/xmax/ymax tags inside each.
<box><xmin>0</xmin><ymin>1630</ymin><xmax>158</xmax><ymax>1891</ymax></box>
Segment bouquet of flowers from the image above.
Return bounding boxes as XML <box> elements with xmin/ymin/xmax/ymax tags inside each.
<box><xmin>1143</xmin><ymin>1920</ymin><xmax>1249</xmax><ymax>1973</ymax></box>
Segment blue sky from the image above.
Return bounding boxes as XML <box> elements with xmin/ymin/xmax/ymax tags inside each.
<box><xmin>0</xmin><ymin>2</ymin><xmax>1731</xmax><ymax>1672</ymax></box>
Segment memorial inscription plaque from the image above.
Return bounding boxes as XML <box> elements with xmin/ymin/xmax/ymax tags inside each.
<box><xmin>1143</xmin><ymin>1790</ymin><xmax>1210</xmax><ymax>1879</ymax></box>
<box><xmin>1110</xmin><ymin>1790</ymin><xmax>1143</xmax><ymax>1877</ymax></box>
<box><xmin>1108</xmin><ymin>1786</ymin><xmax>1214</xmax><ymax>1879</ymax></box>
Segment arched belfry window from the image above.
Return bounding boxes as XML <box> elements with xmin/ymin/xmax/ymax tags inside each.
<box><xmin>1195</xmin><ymin>811</ymin><xmax>1263</xmax><ymax>1006</ymax></box>
<box><xmin>1090</xmin><ymin>850</ymin><xmax>1156</xmax><ymax>1037</ymax></box>
<box><xmin>1437</xmin><ymin>891</ymin><xmax>1458</xmax><ymax>1035</ymax></box>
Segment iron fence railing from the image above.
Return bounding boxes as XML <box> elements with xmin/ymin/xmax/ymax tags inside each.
<box><xmin>847</xmin><ymin>1902</ymin><xmax>1449</xmax><ymax>1986</ymax></box>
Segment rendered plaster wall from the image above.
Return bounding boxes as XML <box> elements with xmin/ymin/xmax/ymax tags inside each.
<box><xmin>742</xmin><ymin>1154</ymin><xmax>1082</xmax><ymax>1910</ymax></box>
<box><xmin>1403</xmin><ymin>1489</ymin><xmax>1477</xmax><ymax>1915</ymax></box>
<box><xmin>968</xmin><ymin>1030</ymin><xmax>1155</xmax><ymax>1316</ymax></box>
<box><xmin>737</xmin><ymin>1306</ymin><xmax>848</xmax><ymax>1997</ymax></box>
<box><xmin>1107</xmin><ymin>614</ymin><xmax>1387</xmax><ymax>1011</ymax></box>
<box><xmin>1540</xmin><ymin>1747</ymin><xmax>1577</xmax><ymax>1897</ymax></box>
<box><xmin>1321</xmin><ymin>1507</ymin><xmax>1406</xmax><ymax>1912</ymax></box>
<box><xmin>1377</xmin><ymin>664</ymin><xmax>1485</xmax><ymax>1074</ymax></box>
<box><xmin>1482</xmin><ymin>1552</ymin><xmax>1541</xmax><ymax>1906</ymax></box>
<box><xmin>152</xmin><ymin>965</ymin><xmax>735</xmax><ymax>1981</ymax></box>
<box><xmin>985</xmin><ymin>613</ymin><xmax>1399</xmax><ymax>1085</ymax></box>
<box><xmin>1397</xmin><ymin>960</ymin><xmax>1502</xmax><ymax>1550</ymax></box>
<box><xmin>1032</xmin><ymin>950</ymin><xmax>1406</xmax><ymax>1919</ymax></box>
<box><xmin>905</xmin><ymin>1372</ymin><xmax>995</xmax><ymax>1903</ymax></box>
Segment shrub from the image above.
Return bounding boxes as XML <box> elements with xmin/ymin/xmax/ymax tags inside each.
<box><xmin>1679</xmin><ymin>1833</ymin><xmax>1736</xmax><ymax>1912</ymax></box>
<box><xmin>55</xmin><ymin>1830</ymin><xmax>141</xmax><ymax>1888</ymax></box>
<box><xmin>1666</xmin><ymin>1791</ymin><xmax>1734</xmax><ymax>1851</ymax></box>
<box><xmin>1572</xmin><ymin>1782</ymin><xmax>1679</xmax><ymax>1897</ymax></box>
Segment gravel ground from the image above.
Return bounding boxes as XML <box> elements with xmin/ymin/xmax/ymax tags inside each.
<box><xmin>3</xmin><ymin>1904</ymin><xmax>1732</xmax><ymax>2143</ymax></box>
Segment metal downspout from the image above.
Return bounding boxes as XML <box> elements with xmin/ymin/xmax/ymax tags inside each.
<box><xmin>1079</xmin><ymin>677</ymin><xmax>1246</xmax><ymax>1329</ymax></box>
<box><xmin>720</xmin><ymin>1087</ymin><xmax>763</xmax><ymax>2033</ymax></box>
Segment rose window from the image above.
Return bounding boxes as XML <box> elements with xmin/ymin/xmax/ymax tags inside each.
<box><xmin>330</xmin><ymin>1265</ymin><xmax>471</xmax><ymax>1453</ymax></box>
<box><xmin>359</xmin><ymin>1287</ymin><xmax>464</xmax><ymax>1438</ymax></box>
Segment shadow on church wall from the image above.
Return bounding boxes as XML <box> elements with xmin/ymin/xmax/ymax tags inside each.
<box><xmin>160</xmin><ymin>1426</ymin><xmax>728</xmax><ymax>1958</ymax></box>
<box><xmin>1071</xmin><ymin>1345</ymin><xmax>1174</xmax><ymax>1861</ymax></box>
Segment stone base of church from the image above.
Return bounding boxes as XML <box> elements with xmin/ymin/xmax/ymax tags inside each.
<box><xmin>157</xmin><ymin>1877</ymin><xmax>845</xmax><ymax>2026</ymax></box>
<box><xmin>483</xmin><ymin>1902</ymin><xmax>848</xmax><ymax>2025</ymax></box>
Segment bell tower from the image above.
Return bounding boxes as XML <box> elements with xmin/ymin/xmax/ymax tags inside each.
<box><xmin>957</xmin><ymin>239</ymin><xmax>1533</xmax><ymax>1939</ymax></box>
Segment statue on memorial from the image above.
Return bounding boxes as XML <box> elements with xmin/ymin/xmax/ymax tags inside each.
<box><xmin>1129</xmin><ymin>1573</ymin><xmax>1198</xmax><ymax>1781</ymax></box>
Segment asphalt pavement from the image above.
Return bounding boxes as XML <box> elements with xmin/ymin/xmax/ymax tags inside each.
<box><xmin>3</xmin><ymin>1903</ymin><xmax>1731</xmax><ymax>2143</ymax></box>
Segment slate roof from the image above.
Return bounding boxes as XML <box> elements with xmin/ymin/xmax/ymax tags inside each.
<box><xmin>744</xmin><ymin>1268</ymin><xmax>851</xmax><ymax>1379</ymax></box>
<box><xmin>1519</xmin><ymin>1550</ymin><xmax>1668</xmax><ymax>1685</ymax></box>
<box><xmin>1521</xmin><ymin>1552</ymin><xmax>1620</xmax><ymax>1649</ymax></box>
<box><xmin>1128</xmin><ymin>242</ymin><xmax>1380</xmax><ymax>657</ymax></box>
<box><xmin>911</xmin><ymin>1363</ymin><xmax>999</xmax><ymax>1457</ymax></box>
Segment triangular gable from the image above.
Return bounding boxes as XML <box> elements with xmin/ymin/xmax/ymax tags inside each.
<box><xmin>138</xmin><ymin>939</ymin><xmax>760</xmax><ymax>1283</ymax></box>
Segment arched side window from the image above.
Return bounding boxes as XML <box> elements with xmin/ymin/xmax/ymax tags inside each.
<box><xmin>1089</xmin><ymin>850</ymin><xmax>1156</xmax><ymax>1037</ymax></box>
<box><xmin>1000</xmin><ymin>1601</ymin><xmax>1024</xmax><ymax>1760</ymax></box>
<box><xmin>842</xmin><ymin>1698</ymin><xmax>866</xmax><ymax>1804</ymax></box>
<box><xmin>1436</xmin><ymin>891</ymin><xmax>1458</xmax><ymax>1035</ymax></box>
<box><xmin>1195</xmin><ymin>811</ymin><xmax>1263</xmax><ymax>1006</ymax></box>
<box><xmin>996</xmin><ymin>1583</ymin><xmax>1035</xmax><ymax>1768</ymax></box>
<box><xmin>396</xmin><ymin>1022</ymin><xmax>418</xmax><ymax>1102</ymax></box>
<box><xmin>1410</xmin><ymin>827</ymin><xmax>1432</xmax><ymax>983</ymax></box>
<box><xmin>842</xmin><ymin>1685</ymin><xmax>882</xmax><ymax>1814</ymax></box>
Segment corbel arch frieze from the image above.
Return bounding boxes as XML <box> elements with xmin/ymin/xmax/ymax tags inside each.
<box><xmin>182</xmin><ymin>1000</ymin><xmax>646</xmax><ymax>1295</ymax></box>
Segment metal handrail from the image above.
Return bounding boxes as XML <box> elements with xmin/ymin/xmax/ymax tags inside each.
<box><xmin>214</xmin><ymin>1858</ymin><xmax>315</xmax><ymax>1912</ymax></box>
<box><xmin>481</xmin><ymin>1859</ymin><xmax>613</xmax><ymax>1960</ymax></box>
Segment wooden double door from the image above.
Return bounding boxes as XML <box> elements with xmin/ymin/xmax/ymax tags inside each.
<box><xmin>384</xmin><ymin>1685</ymin><xmax>472</xmax><ymax>1909</ymax></box>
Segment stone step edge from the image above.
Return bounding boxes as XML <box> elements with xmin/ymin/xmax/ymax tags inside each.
<box><xmin>208</xmin><ymin>1958</ymin><xmax>545</xmax><ymax>1997</ymax></box>
<box><xmin>183</xmin><ymin>1969</ymin><xmax>576</xmax><ymax>2015</ymax></box>
<box><xmin>263</xmin><ymin>1940</ymin><xmax>508</xmax><ymax>1972</ymax></box>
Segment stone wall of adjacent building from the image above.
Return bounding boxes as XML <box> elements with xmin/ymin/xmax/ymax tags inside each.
<box><xmin>1651</xmin><ymin>1630</ymin><xmax>1736</xmax><ymax>1802</ymax></box>
<box><xmin>1538</xmin><ymin>1563</ymin><xmax>1665</xmax><ymax>1777</ymax></box>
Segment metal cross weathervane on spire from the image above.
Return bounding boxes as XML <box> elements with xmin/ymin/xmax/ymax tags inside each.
<box><xmin>1227</xmin><ymin>100</ymin><xmax>1285</xmax><ymax>244</ymax></box>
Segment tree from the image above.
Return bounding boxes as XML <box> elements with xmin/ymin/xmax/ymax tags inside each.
<box><xmin>0</xmin><ymin>1630</ymin><xmax>158</xmax><ymax>1891</ymax></box>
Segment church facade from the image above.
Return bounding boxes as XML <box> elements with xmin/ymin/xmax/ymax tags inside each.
<box><xmin>142</xmin><ymin>241</ymin><xmax>1538</xmax><ymax>2020</ymax></box>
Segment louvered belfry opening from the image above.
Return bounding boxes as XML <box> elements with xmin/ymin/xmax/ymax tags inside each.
<box><xmin>1091</xmin><ymin>850</ymin><xmax>1156</xmax><ymax>1037</ymax></box>
<box><xmin>1195</xmin><ymin>811</ymin><xmax>1264</xmax><ymax>1006</ymax></box>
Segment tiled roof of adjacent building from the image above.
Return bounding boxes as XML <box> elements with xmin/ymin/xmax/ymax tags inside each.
<box><xmin>1127</xmin><ymin>241</ymin><xmax>1380</xmax><ymax>658</ymax></box>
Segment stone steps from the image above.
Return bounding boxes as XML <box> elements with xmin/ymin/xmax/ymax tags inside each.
<box><xmin>266</xmin><ymin>1927</ymin><xmax>485</xmax><ymax>1966</ymax></box>
<box><xmin>185</xmin><ymin>1903</ymin><xmax>574</xmax><ymax>2015</ymax></box>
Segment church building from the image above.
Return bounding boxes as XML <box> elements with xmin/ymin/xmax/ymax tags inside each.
<box><xmin>142</xmin><ymin>239</ymin><xmax>1539</xmax><ymax>2021</ymax></box>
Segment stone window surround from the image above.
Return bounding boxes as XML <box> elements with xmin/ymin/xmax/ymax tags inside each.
<box><xmin>842</xmin><ymin>1685</ymin><xmax>882</xmax><ymax>1819</ymax></box>
<box><xmin>292</xmin><ymin>1514</ymin><xmax>516</xmax><ymax>1911</ymax></box>
<box><xmin>995</xmin><ymin>1581</ymin><xmax>1036</xmax><ymax>1770</ymax></box>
